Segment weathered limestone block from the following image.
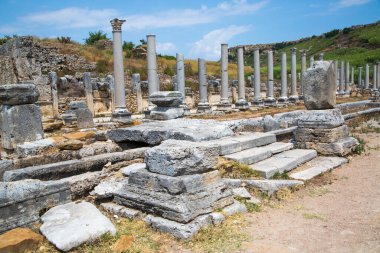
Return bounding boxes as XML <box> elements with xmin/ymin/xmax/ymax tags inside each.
<box><xmin>145</xmin><ymin>140</ymin><xmax>219</xmax><ymax>176</ymax></box>
<box><xmin>0</xmin><ymin>104</ymin><xmax>44</xmax><ymax>150</ymax></box>
<box><xmin>58</xmin><ymin>171</ymin><xmax>105</xmax><ymax>199</ymax></box>
<box><xmin>0</xmin><ymin>179</ymin><xmax>71</xmax><ymax>233</ymax></box>
<box><xmin>149</xmin><ymin>107</ymin><xmax>184</xmax><ymax>120</ymax></box>
<box><xmin>303</xmin><ymin>61</ymin><xmax>336</xmax><ymax>110</ymax></box>
<box><xmin>128</xmin><ymin>169</ymin><xmax>220</xmax><ymax>194</ymax></box>
<box><xmin>294</xmin><ymin>125</ymin><xmax>349</xmax><ymax>143</ymax></box>
<box><xmin>0</xmin><ymin>228</ymin><xmax>44</xmax><ymax>253</ymax></box>
<box><xmin>75</xmin><ymin>108</ymin><xmax>95</xmax><ymax>129</ymax></box>
<box><xmin>298</xmin><ymin>109</ymin><xmax>345</xmax><ymax>129</ymax></box>
<box><xmin>0</xmin><ymin>160</ymin><xmax>13</xmax><ymax>180</ymax></box>
<box><xmin>16</xmin><ymin>138</ymin><xmax>55</xmax><ymax>157</ymax></box>
<box><xmin>114</xmin><ymin>181</ymin><xmax>233</xmax><ymax>223</ymax></box>
<box><xmin>0</xmin><ymin>56</ymin><xmax>17</xmax><ymax>84</ymax></box>
<box><xmin>297</xmin><ymin>137</ymin><xmax>358</xmax><ymax>156</ymax></box>
<box><xmin>90</xmin><ymin>178</ymin><xmax>127</xmax><ymax>199</ymax></box>
<box><xmin>144</xmin><ymin>214</ymin><xmax>212</xmax><ymax>240</ymax></box>
<box><xmin>0</xmin><ymin>84</ymin><xmax>39</xmax><ymax>105</ymax></box>
<box><xmin>40</xmin><ymin>201</ymin><xmax>116</xmax><ymax>252</ymax></box>
<box><xmin>150</xmin><ymin>91</ymin><xmax>183</xmax><ymax>107</ymax></box>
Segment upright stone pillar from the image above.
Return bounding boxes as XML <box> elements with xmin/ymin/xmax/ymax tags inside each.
<box><xmin>197</xmin><ymin>58</ymin><xmax>211</xmax><ymax>113</ymax></box>
<box><xmin>334</xmin><ymin>60</ymin><xmax>339</xmax><ymax>91</ymax></box>
<box><xmin>83</xmin><ymin>72</ymin><xmax>94</xmax><ymax>116</ymax></box>
<box><xmin>300</xmin><ymin>50</ymin><xmax>306</xmax><ymax>100</ymax></box>
<box><xmin>345</xmin><ymin>62</ymin><xmax>350</xmax><ymax>94</ymax></box>
<box><xmin>351</xmin><ymin>67</ymin><xmax>354</xmax><ymax>86</ymax></box>
<box><xmin>147</xmin><ymin>34</ymin><xmax>158</xmax><ymax>108</ymax></box>
<box><xmin>278</xmin><ymin>52</ymin><xmax>288</xmax><ymax>104</ymax></box>
<box><xmin>358</xmin><ymin>67</ymin><xmax>363</xmax><ymax>90</ymax></box>
<box><xmin>289</xmin><ymin>48</ymin><xmax>299</xmax><ymax>102</ymax></box>
<box><xmin>110</xmin><ymin>18</ymin><xmax>131</xmax><ymax>123</ymax></box>
<box><xmin>252</xmin><ymin>48</ymin><xmax>263</xmax><ymax>105</ymax></box>
<box><xmin>375</xmin><ymin>63</ymin><xmax>379</xmax><ymax>91</ymax></box>
<box><xmin>217</xmin><ymin>44</ymin><xmax>231</xmax><ymax>110</ymax></box>
<box><xmin>365</xmin><ymin>64</ymin><xmax>370</xmax><ymax>90</ymax></box>
<box><xmin>264</xmin><ymin>50</ymin><xmax>276</xmax><ymax>106</ymax></box>
<box><xmin>339</xmin><ymin>61</ymin><xmax>345</xmax><ymax>94</ymax></box>
<box><xmin>310</xmin><ymin>56</ymin><xmax>314</xmax><ymax>68</ymax></box>
<box><xmin>106</xmin><ymin>75</ymin><xmax>115</xmax><ymax>112</ymax></box>
<box><xmin>319</xmin><ymin>53</ymin><xmax>324</xmax><ymax>61</ymax></box>
<box><xmin>373</xmin><ymin>65</ymin><xmax>377</xmax><ymax>89</ymax></box>
<box><xmin>49</xmin><ymin>71</ymin><xmax>59</xmax><ymax>118</ymax></box>
<box><xmin>176</xmin><ymin>53</ymin><xmax>190</xmax><ymax>114</ymax></box>
<box><xmin>235</xmin><ymin>47</ymin><xmax>249</xmax><ymax>110</ymax></box>
<box><xmin>132</xmin><ymin>73</ymin><xmax>143</xmax><ymax>113</ymax></box>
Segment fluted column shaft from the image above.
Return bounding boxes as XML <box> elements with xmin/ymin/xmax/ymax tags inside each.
<box><xmin>176</xmin><ymin>53</ymin><xmax>185</xmax><ymax>103</ymax></box>
<box><xmin>253</xmin><ymin>48</ymin><xmax>261</xmax><ymax>103</ymax></box>
<box><xmin>280</xmin><ymin>52</ymin><xmax>288</xmax><ymax>101</ymax></box>
<box><xmin>237</xmin><ymin>47</ymin><xmax>246</xmax><ymax>102</ymax></box>
<box><xmin>267</xmin><ymin>50</ymin><xmax>274</xmax><ymax>99</ymax></box>
<box><xmin>220</xmin><ymin>44</ymin><xmax>229</xmax><ymax>104</ymax></box>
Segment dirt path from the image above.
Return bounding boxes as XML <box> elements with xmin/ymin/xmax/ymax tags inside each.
<box><xmin>238</xmin><ymin>132</ymin><xmax>380</xmax><ymax>253</ymax></box>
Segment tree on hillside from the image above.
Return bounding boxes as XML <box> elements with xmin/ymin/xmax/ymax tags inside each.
<box><xmin>123</xmin><ymin>41</ymin><xmax>135</xmax><ymax>51</ymax></box>
<box><xmin>85</xmin><ymin>31</ymin><xmax>108</xmax><ymax>45</ymax></box>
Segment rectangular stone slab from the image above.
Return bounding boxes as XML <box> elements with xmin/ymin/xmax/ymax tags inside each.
<box><xmin>128</xmin><ymin>169</ymin><xmax>221</xmax><ymax>194</ymax></box>
<box><xmin>224</xmin><ymin>142</ymin><xmax>293</xmax><ymax>165</ymax></box>
<box><xmin>296</xmin><ymin>137</ymin><xmax>358</xmax><ymax>156</ymax></box>
<box><xmin>290</xmin><ymin>156</ymin><xmax>348</xmax><ymax>181</ymax></box>
<box><xmin>297</xmin><ymin>109</ymin><xmax>345</xmax><ymax>129</ymax></box>
<box><xmin>250</xmin><ymin>149</ymin><xmax>317</xmax><ymax>178</ymax></box>
<box><xmin>208</xmin><ymin>132</ymin><xmax>277</xmax><ymax>155</ymax></box>
<box><xmin>0</xmin><ymin>179</ymin><xmax>71</xmax><ymax>233</ymax></box>
<box><xmin>114</xmin><ymin>181</ymin><xmax>233</xmax><ymax>223</ymax></box>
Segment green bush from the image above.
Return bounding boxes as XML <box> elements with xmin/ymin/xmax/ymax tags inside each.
<box><xmin>57</xmin><ymin>36</ymin><xmax>72</xmax><ymax>43</ymax></box>
<box><xmin>163</xmin><ymin>66</ymin><xmax>175</xmax><ymax>76</ymax></box>
<box><xmin>324</xmin><ymin>29</ymin><xmax>340</xmax><ymax>38</ymax></box>
<box><xmin>85</xmin><ymin>31</ymin><xmax>108</xmax><ymax>45</ymax></box>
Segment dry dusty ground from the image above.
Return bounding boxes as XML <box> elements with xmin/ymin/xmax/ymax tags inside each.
<box><xmin>237</xmin><ymin>131</ymin><xmax>380</xmax><ymax>253</ymax></box>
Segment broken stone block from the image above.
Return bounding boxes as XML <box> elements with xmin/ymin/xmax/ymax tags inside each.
<box><xmin>57</xmin><ymin>139</ymin><xmax>83</xmax><ymax>150</ymax></box>
<box><xmin>209</xmin><ymin>212</ymin><xmax>225</xmax><ymax>225</ymax></box>
<box><xmin>0</xmin><ymin>83</ymin><xmax>39</xmax><ymax>105</ymax></box>
<box><xmin>294</xmin><ymin>125</ymin><xmax>349</xmax><ymax>143</ymax></box>
<box><xmin>144</xmin><ymin>214</ymin><xmax>212</xmax><ymax>240</ymax></box>
<box><xmin>297</xmin><ymin>137</ymin><xmax>358</xmax><ymax>156</ymax></box>
<box><xmin>0</xmin><ymin>104</ymin><xmax>44</xmax><ymax>150</ymax></box>
<box><xmin>121</xmin><ymin>163</ymin><xmax>146</xmax><ymax>176</ymax></box>
<box><xmin>144</xmin><ymin>140</ymin><xmax>219</xmax><ymax>176</ymax></box>
<box><xmin>58</xmin><ymin>171</ymin><xmax>105</xmax><ymax>199</ymax></box>
<box><xmin>100</xmin><ymin>202</ymin><xmax>142</xmax><ymax>219</ymax></box>
<box><xmin>149</xmin><ymin>107</ymin><xmax>185</xmax><ymax>120</ymax></box>
<box><xmin>303</xmin><ymin>61</ymin><xmax>336</xmax><ymax>110</ymax></box>
<box><xmin>40</xmin><ymin>201</ymin><xmax>116</xmax><ymax>252</ymax></box>
<box><xmin>150</xmin><ymin>91</ymin><xmax>183</xmax><ymax>107</ymax></box>
<box><xmin>297</xmin><ymin>109</ymin><xmax>345</xmax><ymax>129</ymax></box>
<box><xmin>90</xmin><ymin>178</ymin><xmax>127</xmax><ymax>199</ymax></box>
<box><xmin>75</xmin><ymin>108</ymin><xmax>95</xmax><ymax>129</ymax></box>
<box><xmin>114</xmin><ymin>180</ymin><xmax>233</xmax><ymax>223</ymax></box>
<box><xmin>16</xmin><ymin>139</ymin><xmax>55</xmax><ymax>158</ymax></box>
<box><xmin>0</xmin><ymin>228</ymin><xmax>43</xmax><ymax>253</ymax></box>
<box><xmin>222</xmin><ymin>201</ymin><xmax>248</xmax><ymax>216</ymax></box>
<box><xmin>0</xmin><ymin>179</ymin><xmax>71</xmax><ymax>233</ymax></box>
<box><xmin>128</xmin><ymin>169</ymin><xmax>221</xmax><ymax>194</ymax></box>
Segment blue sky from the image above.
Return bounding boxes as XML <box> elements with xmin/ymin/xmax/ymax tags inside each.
<box><xmin>0</xmin><ymin>0</ymin><xmax>379</xmax><ymax>60</ymax></box>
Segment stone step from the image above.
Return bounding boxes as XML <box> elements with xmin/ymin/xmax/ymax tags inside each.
<box><xmin>3</xmin><ymin>148</ymin><xmax>147</xmax><ymax>182</ymax></box>
<box><xmin>223</xmin><ymin>142</ymin><xmax>293</xmax><ymax>165</ymax></box>
<box><xmin>289</xmin><ymin>156</ymin><xmax>348</xmax><ymax>181</ymax></box>
<box><xmin>208</xmin><ymin>132</ymin><xmax>276</xmax><ymax>155</ymax></box>
<box><xmin>250</xmin><ymin>149</ymin><xmax>318</xmax><ymax>179</ymax></box>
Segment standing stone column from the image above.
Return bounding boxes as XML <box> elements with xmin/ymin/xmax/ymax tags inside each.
<box><xmin>278</xmin><ymin>52</ymin><xmax>288</xmax><ymax>103</ymax></box>
<box><xmin>197</xmin><ymin>58</ymin><xmax>211</xmax><ymax>113</ymax></box>
<box><xmin>345</xmin><ymin>62</ymin><xmax>350</xmax><ymax>94</ymax></box>
<box><xmin>252</xmin><ymin>48</ymin><xmax>262</xmax><ymax>105</ymax></box>
<box><xmin>132</xmin><ymin>73</ymin><xmax>143</xmax><ymax>113</ymax></box>
<box><xmin>217</xmin><ymin>44</ymin><xmax>231</xmax><ymax>110</ymax></box>
<box><xmin>49</xmin><ymin>71</ymin><xmax>59</xmax><ymax>118</ymax></box>
<box><xmin>351</xmin><ymin>67</ymin><xmax>355</xmax><ymax>86</ymax></box>
<box><xmin>375</xmin><ymin>63</ymin><xmax>379</xmax><ymax>91</ymax></box>
<box><xmin>147</xmin><ymin>34</ymin><xmax>158</xmax><ymax>106</ymax></box>
<box><xmin>319</xmin><ymin>53</ymin><xmax>324</xmax><ymax>61</ymax></box>
<box><xmin>83</xmin><ymin>72</ymin><xmax>94</xmax><ymax>116</ymax></box>
<box><xmin>334</xmin><ymin>60</ymin><xmax>339</xmax><ymax>91</ymax></box>
<box><xmin>358</xmin><ymin>67</ymin><xmax>363</xmax><ymax>89</ymax></box>
<box><xmin>373</xmin><ymin>65</ymin><xmax>377</xmax><ymax>89</ymax></box>
<box><xmin>310</xmin><ymin>56</ymin><xmax>314</xmax><ymax>68</ymax></box>
<box><xmin>106</xmin><ymin>75</ymin><xmax>115</xmax><ymax>112</ymax></box>
<box><xmin>235</xmin><ymin>47</ymin><xmax>249</xmax><ymax>109</ymax></box>
<box><xmin>300</xmin><ymin>50</ymin><xmax>306</xmax><ymax>99</ymax></box>
<box><xmin>289</xmin><ymin>48</ymin><xmax>298</xmax><ymax>102</ymax></box>
<box><xmin>176</xmin><ymin>53</ymin><xmax>190</xmax><ymax>114</ymax></box>
<box><xmin>365</xmin><ymin>64</ymin><xmax>370</xmax><ymax>90</ymax></box>
<box><xmin>110</xmin><ymin>18</ymin><xmax>131</xmax><ymax>123</ymax></box>
<box><xmin>264</xmin><ymin>50</ymin><xmax>276</xmax><ymax>106</ymax></box>
<box><xmin>339</xmin><ymin>61</ymin><xmax>345</xmax><ymax>94</ymax></box>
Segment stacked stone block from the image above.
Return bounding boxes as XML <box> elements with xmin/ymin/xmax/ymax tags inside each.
<box><xmin>114</xmin><ymin>140</ymin><xmax>234</xmax><ymax>238</ymax></box>
<box><xmin>61</xmin><ymin>101</ymin><xmax>94</xmax><ymax>129</ymax></box>
<box><xmin>0</xmin><ymin>84</ymin><xmax>44</xmax><ymax>150</ymax></box>
<box><xmin>148</xmin><ymin>91</ymin><xmax>184</xmax><ymax>120</ymax></box>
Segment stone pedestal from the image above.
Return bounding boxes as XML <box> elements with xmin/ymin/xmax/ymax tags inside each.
<box><xmin>114</xmin><ymin>140</ymin><xmax>234</xmax><ymax>239</ymax></box>
<box><xmin>294</xmin><ymin>110</ymin><xmax>357</xmax><ymax>156</ymax></box>
<box><xmin>62</xmin><ymin>101</ymin><xmax>95</xmax><ymax>129</ymax></box>
<box><xmin>149</xmin><ymin>91</ymin><xmax>184</xmax><ymax>120</ymax></box>
<box><xmin>0</xmin><ymin>84</ymin><xmax>44</xmax><ymax>150</ymax></box>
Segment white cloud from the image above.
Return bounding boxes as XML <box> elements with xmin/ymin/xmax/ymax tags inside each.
<box><xmin>190</xmin><ymin>25</ymin><xmax>250</xmax><ymax>60</ymax></box>
<box><xmin>333</xmin><ymin>0</ymin><xmax>371</xmax><ymax>10</ymax></box>
<box><xmin>124</xmin><ymin>0</ymin><xmax>268</xmax><ymax>30</ymax></box>
<box><xmin>156</xmin><ymin>42</ymin><xmax>177</xmax><ymax>54</ymax></box>
<box><xmin>20</xmin><ymin>8</ymin><xmax>118</xmax><ymax>30</ymax></box>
